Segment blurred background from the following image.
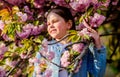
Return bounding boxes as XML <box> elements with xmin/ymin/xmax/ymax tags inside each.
<box><xmin>0</xmin><ymin>0</ymin><xmax>120</xmax><ymax>77</ymax></box>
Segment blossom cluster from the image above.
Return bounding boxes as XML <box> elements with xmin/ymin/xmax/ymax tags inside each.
<box><xmin>61</xmin><ymin>43</ymin><xmax>84</xmax><ymax>66</ymax></box>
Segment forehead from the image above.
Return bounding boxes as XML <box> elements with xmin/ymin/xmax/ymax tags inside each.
<box><xmin>47</xmin><ymin>12</ymin><xmax>61</xmax><ymax>21</ymax></box>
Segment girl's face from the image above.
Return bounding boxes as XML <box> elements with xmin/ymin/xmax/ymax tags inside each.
<box><xmin>47</xmin><ymin>12</ymin><xmax>72</xmax><ymax>40</ymax></box>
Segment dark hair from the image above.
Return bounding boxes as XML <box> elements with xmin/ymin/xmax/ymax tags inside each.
<box><xmin>47</xmin><ymin>6</ymin><xmax>75</xmax><ymax>30</ymax></box>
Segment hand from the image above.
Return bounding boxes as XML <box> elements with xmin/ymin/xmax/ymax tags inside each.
<box><xmin>82</xmin><ymin>19</ymin><xmax>102</xmax><ymax>49</ymax></box>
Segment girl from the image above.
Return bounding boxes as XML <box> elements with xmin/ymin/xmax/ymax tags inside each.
<box><xmin>33</xmin><ymin>6</ymin><xmax>106</xmax><ymax>77</ymax></box>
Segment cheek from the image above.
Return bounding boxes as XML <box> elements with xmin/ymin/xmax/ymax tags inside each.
<box><xmin>47</xmin><ymin>27</ymin><xmax>53</xmax><ymax>36</ymax></box>
<box><xmin>53</xmin><ymin>23</ymin><xmax>61</xmax><ymax>30</ymax></box>
<box><xmin>56</xmin><ymin>26</ymin><xmax>65</xmax><ymax>33</ymax></box>
<box><xmin>58</xmin><ymin>24</ymin><xmax>68</xmax><ymax>31</ymax></box>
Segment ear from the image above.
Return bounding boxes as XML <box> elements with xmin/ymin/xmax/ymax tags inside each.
<box><xmin>67</xmin><ymin>20</ymin><xmax>72</xmax><ymax>30</ymax></box>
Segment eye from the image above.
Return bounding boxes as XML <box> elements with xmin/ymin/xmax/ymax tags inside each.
<box><xmin>53</xmin><ymin>19</ymin><xmax>58</xmax><ymax>23</ymax></box>
<box><xmin>47</xmin><ymin>22</ymin><xmax>50</xmax><ymax>26</ymax></box>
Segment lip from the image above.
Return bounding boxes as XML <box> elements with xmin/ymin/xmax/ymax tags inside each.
<box><xmin>50</xmin><ymin>29</ymin><xmax>57</xmax><ymax>33</ymax></box>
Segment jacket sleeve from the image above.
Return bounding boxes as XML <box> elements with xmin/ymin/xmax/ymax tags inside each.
<box><xmin>87</xmin><ymin>46</ymin><xmax>107</xmax><ymax>77</ymax></box>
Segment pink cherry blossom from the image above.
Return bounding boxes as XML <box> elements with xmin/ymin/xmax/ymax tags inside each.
<box><xmin>31</xmin><ymin>24</ymin><xmax>45</xmax><ymax>35</ymax></box>
<box><xmin>2</xmin><ymin>34</ymin><xmax>11</xmax><ymax>41</ymax></box>
<box><xmin>44</xmin><ymin>69</ymin><xmax>52</xmax><ymax>77</ymax></box>
<box><xmin>35</xmin><ymin>66</ymin><xmax>42</xmax><ymax>75</ymax></box>
<box><xmin>62</xmin><ymin>50</ymin><xmax>70</xmax><ymax>58</ymax></box>
<box><xmin>6</xmin><ymin>59</ymin><xmax>18</xmax><ymax>68</ymax></box>
<box><xmin>33</xmin><ymin>0</ymin><xmax>45</xmax><ymax>8</ymax></box>
<box><xmin>6</xmin><ymin>0</ymin><xmax>25</xmax><ymax>5</ymax></box>
<box><xmin>17</xmin><ymin>29</ymin><xmax>31</xmax><ymax>39</ymax></box>
<box><xmin>76</xmin><ymin>23</ymin><xmax>85</xmax><ymax>30</ymax></box>
<box><xmin>40</xmin><ymin>58</ymin><xmax>46</xmax><ymax>64</ymax></box>
<box><xmin>0</xmin><ymin>67</ymin><xmax>6</xmax><ymax>77</ymax></box>
<box><xmin>23</xmin><ymin>6</ymin><xmax>34</xmax><ymax>20</ymax></box>
<box><xmin>46</xmin><ymin>51</ymin><xmax>55</xmax><ymax>60</ymax></box>
<box><xmin>36</xmin><ymin>74</ymin><xmax>42</xmax><ymax>77</ymax></box>
<box><xmin>24</xmin><ymin>6</ymin><xmax>33</xmax><ymax>15</ymax></box>
<box><xmin>101</xmin><ymin>0</ymin><xmax>110</xmax><ymax>8</ymax></box>
<box><xmin>62</xmin><ymin>61</ymin><xmax>70</xmax><ymax>67</ymax></box>
<box><xmin>40</xmin><ymin>49</ymin><xmax>48</xmax><ymax>57</ymax></box>
<box><xmin>90</xmin><ymin>13</ymin><xmax>106</xmax><ymax>27</ymax></box>
<box><xmin>91</xmin><ymin>0</ymin><xmax>98</xmax><ymax>4</ymax></box>
<box><xmin>78</xmin><ymin>13</ymin><xmax>106</xmax><ymax>29</ymax></box>
<box><xmin>17</xmin><ymin>23</ymin><xmax>33</xmax><ymax>39</ymax></box>
<box><xmin>78</xmin><ymin>28</ymin><xmax>89</xmax><ymax>36</ymax></box>
<box><xmin>60</xmin><ymin>51</ymin><xmax>70</xmax><ymax>67</ymax></box>
<box><xmin>42</xmin><ymin>39</ymin><xmax>48</xmax><ymax>48</ymax></box>
<box><xmin>29</xmin><ymin>58</ymin><xmax>40</xmax><ymax>64</ymax></box>
<box><xmin>39</xmin><ymin>39</ymin><xmax>49</xmax><ymax>57</ymax></box>
<box><xmin>0</xmin><ymin>20</ymin><xmax>4</xmax><ymax>31</ymax></box>
<box><xmin>112</xmin><ymin>0</ymin><xmax>119</xmax><ymax>5</ymax></box>
<box><xmin>91</xmin><ymin>0</ymin><xmax>101</xmax><ymax>10</ymax></box>
<box><xmin>52</xmin><ymin>0</ymin><xmax>69</xmax><ymax>7</ymax></box>
<box><xmin>0</xmin><ymin>43</ymin><xmax>8</xmax><ymax>60</ymax></box>
<box><xmin>20</xmin><ymin>53</ymin><xmax>28</xmax><ymax>59</ymax></box>
<box><xmin>72</xmin><ymin>43</ymin><xmax>85</xmax><ymax>53</ymax></box>
<box><xmin>16</xmin><ymin>12</ymin><xmax>28</xmax><ymax>22</ymax></box>
<box><xmin>69</xmin><ymin>0</ymin><xmax>91</xmax><ymax>12</ymax></box>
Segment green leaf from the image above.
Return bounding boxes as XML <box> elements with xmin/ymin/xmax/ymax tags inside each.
<box><xmin>79</xmin><ymin>15</ymin><xmax>85</xmax><ymax>23</ymax></box>
<box><xmin>65</xmin><ymin>0</ymin><xmax>70</xmax><ymax>3</ymax></box>
<box><xmin>98</xmin><ymin>0</ymin><xmax>106</xmax><ymax>2</ymax></box>
<box><xmin>67</xmin><ymin>30</ymin><xmax>83</xmax><ymax>42</ymax></box>
<box><xmin>21</xmin><ymin>39</ymin><xmax>33</xmax><ymax>52</ymax></box>
<box><xmin>97</xmin><ymin>9</ymin><xmax>102</xmax><ymax>14</ymax></box>
<box><xmin>13</xmin><ymin>14</ymin><xmax>19</xmax><ymax>20</ymax></box>
<box><xmin>16</xmin><ymin>24</ymin><xmax>22</xmax><ymax>32</ymax></box>
<box><xmin>79</xmin><ymin>7</ymin><xmax>93</xmax><ymax>23</ymax></box>
<box><xmin>87</xmin><ymin>7</ymin><xmax>93</xmax><ymax>16</ymax></box>
<box><xmin>71</xmin><ymin>35</ymin><xmax>79</xmax><ymax>42</ymax></box>
<box><xmin>83</xmin><ymin>34</ymin><xmax>90</xmax><ymax>40</ymax></box>
<box><xmin>33</xmin><ymin>35</ymin><xmax>44</xmax><ymax>44</ymax></box>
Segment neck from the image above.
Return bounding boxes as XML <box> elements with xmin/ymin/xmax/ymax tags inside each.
<box><xmin>56</xmin><ymin>38</ymin><xmax>68</xmax><ymax>44</ymax></box>
<box><xmin>55</xmin><ymin>33</ymin><xmax>70</xmax><ymax>44</ymax></box>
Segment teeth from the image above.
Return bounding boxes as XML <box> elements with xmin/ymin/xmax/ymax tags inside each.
<box><xmin>51</xmin><ymin>29</ymin><xmax>56</xmax><ymax>33</ymax></box>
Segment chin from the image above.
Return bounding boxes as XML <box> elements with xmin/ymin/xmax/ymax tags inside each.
<box><xmin>51</xmin><ymin>35</ymin><xmax>60</xmax><ymax>39</ymax></box>
<box><xmin>51</xmin><ymin>35</ymin><xmax>58</xmax><ymax>39</ymax></box>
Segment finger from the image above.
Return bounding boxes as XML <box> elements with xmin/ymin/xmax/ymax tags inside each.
<box><xmin>83</xmin><ymin>19</ymin><xmax>92</xmax><ymax>30</ymax></box>
<box><xmin>83</xmin><ymin>19</ymin><xmax>96</xmax><ymax>33</ymax></box>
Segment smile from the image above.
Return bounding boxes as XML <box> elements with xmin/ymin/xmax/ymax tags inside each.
<box><xmin>50</xmin><ymin>29</ymin><xmax>57</xmax><ymax>33</ymax></box>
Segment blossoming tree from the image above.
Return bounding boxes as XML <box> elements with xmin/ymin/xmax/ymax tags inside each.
<box><xmin>0</xmin><ymin>0</ymin><xmax>119</xmax><ymax>77</ymax></box>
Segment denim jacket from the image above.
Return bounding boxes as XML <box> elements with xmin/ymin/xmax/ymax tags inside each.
<box><xmin>33</xmin><ymin>40</ymin><xmax>106</xmax><ymax>77</ymax></box>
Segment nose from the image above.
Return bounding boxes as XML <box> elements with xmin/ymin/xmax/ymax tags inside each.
<box><xmin>49</xmin><ymin>23</ymin><xmax>54</xmax><ymax>28</ymax></box>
